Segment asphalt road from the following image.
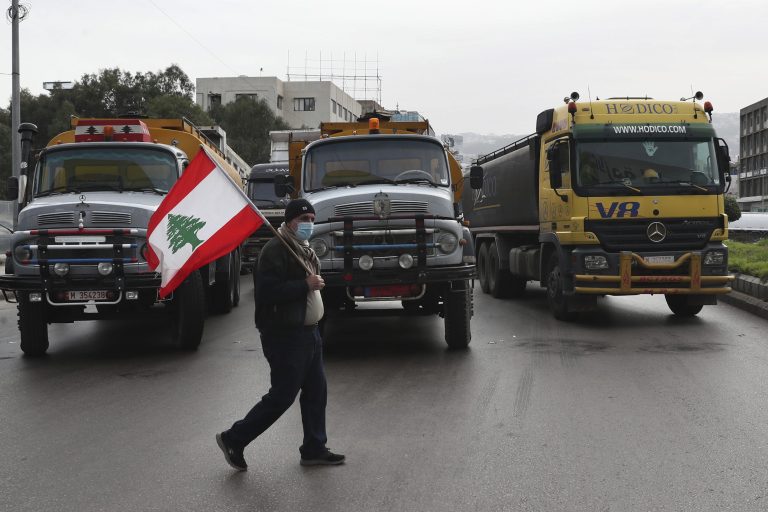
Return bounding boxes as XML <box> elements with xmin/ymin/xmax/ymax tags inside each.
<box><xmin>1</xmin><ymin>277</ymin><xmax>767</xmax><ymax>512</ymax></box>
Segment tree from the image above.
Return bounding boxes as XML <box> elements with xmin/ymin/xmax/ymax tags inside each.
<box><xmin>725</xmin><ymin>194</ymin><xmax>741</xmax><ymax>222</ymax></box>
<box><xmin>146</xmin><ymin>95</ymin><xmax>212</xmax><ymax>126</ymax></box>
<box><xmin>209</xmin><ymin>96</ymin><xmax>290</xmax><ymax>165</ymax></box>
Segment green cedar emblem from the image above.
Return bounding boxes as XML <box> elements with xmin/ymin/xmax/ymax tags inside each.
<box><xmin>166</xmin><ymin>213</ymin><xmax>206</xmax><ymax>254</ymax></box>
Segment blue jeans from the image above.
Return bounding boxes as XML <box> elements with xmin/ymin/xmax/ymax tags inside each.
<box><xmin>228</xmin><ymin>326</ymin><xmax>328</xmax><ymax>458</ymax></box>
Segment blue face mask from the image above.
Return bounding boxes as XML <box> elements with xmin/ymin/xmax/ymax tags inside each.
<box><xmin>296</xmin><ymin>222</ymin><xmax>314</xmax><ymax>241</ymax></box>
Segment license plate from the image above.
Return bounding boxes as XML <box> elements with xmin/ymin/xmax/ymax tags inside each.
<box><xmin>66</xmin><ymin>290</ymin><xmax>109</xmax><ymax>301</ymax></box>
<box><xmin>645</xmin><ymin>255</ymin><xmax>675</xmax><ymax>264</ymax></box>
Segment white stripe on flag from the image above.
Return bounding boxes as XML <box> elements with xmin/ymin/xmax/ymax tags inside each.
<box><xmin>148</xmin><ymin>166</ymin><xmax>248</xmax><ymax>287</ymax></box>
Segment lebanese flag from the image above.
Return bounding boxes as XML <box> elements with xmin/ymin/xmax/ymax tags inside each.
<box><xmin>147</xmin><ymin>147</ymin><xmax>264</xmax><ymax>298</ymax></box>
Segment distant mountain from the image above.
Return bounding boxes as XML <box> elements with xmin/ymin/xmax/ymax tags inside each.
<box><xmin>455</xmin><ymin>112</ymin><xmax>741</xmax><ymax>162</ymax></box>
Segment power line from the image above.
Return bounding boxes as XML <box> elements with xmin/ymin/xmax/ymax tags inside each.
<box><xmin>145</xmin><ymin>0</ymin><xmax>240</xmax><ymax>76</ymax></box>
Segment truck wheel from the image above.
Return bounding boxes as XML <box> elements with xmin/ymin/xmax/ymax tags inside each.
<box><xmin>171</xmin><ymin>270</ymin><xmax>205</xmax><ymax>351</ymax></box>
<box><xmin>665</xmin><ymin>295</ymin><xmax>704</xmax><ymax>317</ymax></box>
<box><xmin>488</xmin><ymin>242</ymin><xmax>513</xmax><ymax>298</ymax></box>
<box><xmin>211</xmin><ymin>253</ymin><xmax>235</xmax><ymax>314</ymax></box>
<box><xmin>18</xmin><ymin>295</ymin><xmax>49</xmax><ymax>357</ymax></box>
<box><xmin>477</xmin><ymin>243</ymin><xmax>490</xmax><ymax>294</ymax></box>
<box><xmin>546</xmin><ymin>254</ymin><xmax>577</xmax><ymax>321</ymax></box>
<box><xmin>444</xmin><ymin>280</ymin><xmax>472</xmax><ymax>349</ymax></box>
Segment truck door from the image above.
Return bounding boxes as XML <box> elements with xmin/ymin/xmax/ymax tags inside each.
<box><xmin>542</xmin><ymin>139</ymin><xmax>572</xmax><ymax>227</ymax></box>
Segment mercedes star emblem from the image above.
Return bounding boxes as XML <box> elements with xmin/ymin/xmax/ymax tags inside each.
<box><xmin>647</xmin><ymin>221</ymin><xmax>667</xmax><ymax>243</ymax></box>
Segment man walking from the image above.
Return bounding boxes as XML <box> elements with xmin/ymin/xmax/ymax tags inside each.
<box><xmin>216</xmin><ymin>199</ymin><xmax>345</xmax><ymax>471</ymax></box>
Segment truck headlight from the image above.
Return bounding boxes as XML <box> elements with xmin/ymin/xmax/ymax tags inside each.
<box><xmin>358</xmin><ymin>255</ymin><xmax>374</xmax><ymax>271</ymax></box>
<box><xmin>437</xmin><ymin>233</ymin><xmax>458</xmax><ymax>253</ymax></box>
<box><xmin>704</xmin><ymin>250</ymin><xmax>725</xmax><ymax>265</ymax></box>
<box><xmin>14</xmin><ymin>245</ymin><xmax>32</xmax><ymax>263</ymax></box>
<box><xmin>98</xmin><ymin>262</ymin><xmax>114</xmax><ymax>276</ymax></box>
<box><xmin>310</xmin><ymin>238</ymin><xmax>329</xmax><ymax>258</ymax></box>
<box><xmin>584</xmin><ymin>255</ymin><xmax>609</xmax><ymax>270</ymax></box>
<box><xmin>398</xmin><ymin>253</ymin><xmax>414</xmax><ymax>269</ymax></box>
<box><xmin>53</xmin><ymin>263</ymin><xmax>70</xmax><ymax>276</ymax></box>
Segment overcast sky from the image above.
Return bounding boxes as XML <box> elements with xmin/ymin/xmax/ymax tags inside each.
<box><xmin>1</xmin><ymin>0</ymin><xmax>766</xmax><ymax>136</ymax></box>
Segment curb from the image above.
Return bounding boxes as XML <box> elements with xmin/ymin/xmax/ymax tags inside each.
<box><xmin>719</xmin><ymin>289</ymin><xmax>768</xmax><ymax>321</ymax></box>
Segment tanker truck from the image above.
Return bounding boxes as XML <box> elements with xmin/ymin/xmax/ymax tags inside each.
<box><xmin>274</xmin><ymin>113</ymin><xmax>479</xmax><ymax>348</ymax></box>
<box><xmin>1</xmin><ymin>117</ymin><xmax>246</xmax><ymax>356</ymax></box>
<box><xmin>464</xmin><ymin>93</ymin><xmax>734</xmax><ymax>320</ymax></box>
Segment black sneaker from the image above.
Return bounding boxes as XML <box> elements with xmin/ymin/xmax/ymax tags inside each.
<box><xmin>216</xmin><ymin>432</ymin><xmax>247</xmax><ymax>471</ymax></box>
<box><xmin>300</xmin><ymin>449</ymin><xmax>346</xmax><ymax>466</ymax></box>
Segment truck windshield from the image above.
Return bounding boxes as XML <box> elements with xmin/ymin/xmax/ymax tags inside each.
<box><xmin>248</xmin><ymin>180</ymin><xmax>283</xmax><ymax>207</ymax></box>
<box><xmin>304</xmin><ymin>139</ymin><xmax>450</xmax><ymax>192</ymax></box>
<box><xmin>35</xmin><ymin>147</ymin><xmax>177</xmax><ymax>197</ymax></box>
<box><xmin>576</xmin><ymin>139</ymin><xmax>720</xmax><ymax>192</ymax></box>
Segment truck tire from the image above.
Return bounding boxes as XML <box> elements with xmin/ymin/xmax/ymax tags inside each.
<box><xmin>665</xmin><ymin>295</ymin><xmax>704</xmax><ymax>317</ymax></box>
<box><xmin>211</xmin><ymin>253</ymin><xmax>236</xmax><ymax>314</ymax></box>
<box><xmin>477</xmin><ymin>243</ymin><xmax>490</xmax><ymax>294</ymax></box>
<box><xmin>171</xmin><ymin>270</ymin><xmax>206</xmax><ymax>351</ymax></box>
<box><xmin>444</xmin><ymin>280</ymin><xmax>472</xmax><ymax>349</ymax></box>
<box><xmin>18</xmin><ymin>295</ymin><xmax>49</xmax><ymax>357</ymax></box>
<box><xmin>487</xmin><ymin>242</ymin><xmax>514</xmax><ymax>298</ymax></box>
<box><xmin>546</xmin><ymin>253</ymin><xmax>577</xmax><ymax>321</ymax></box>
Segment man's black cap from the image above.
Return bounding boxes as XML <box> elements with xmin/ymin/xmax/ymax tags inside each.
<box><xmin>285</xmin><ymin>199</ymin><xmax>315</xmax><ymax>223</ymax></box>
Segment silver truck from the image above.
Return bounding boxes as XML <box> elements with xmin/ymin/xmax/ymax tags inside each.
<box><xmin>275</xmin><ymin>121</ymin><xmax>481</xmax><ymax>348</ymax></box>
<box><xmin>0</xmin><ymin>118</ymin><xmax>243</xmax><ymax>356</ymax></box>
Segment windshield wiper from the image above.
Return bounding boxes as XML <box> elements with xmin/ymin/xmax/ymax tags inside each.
<box><xmin>658</xmin><ymin>180</ymin><xmax>709</xmax><ymax>193</ymax></box>
<box><xmin>357</xmin><ymin>178</ymin><xmax>397</xmax><ymax>186</ymax></box>
<box><xmin>595</xmin><ymin>181</ymin><xmax>643</xmax><ymax>194</ymax></box>
<box><xmin>123</xmin><ymin>186</ymin><xmax>168</xmax><ymax>195</ymax></box>
<box><xmin>35</xmin><ymin>185</ymin><xmax>79</xmax><ymax>198</ymax></box>
<box><xmin>395</xmin><ymin>177</ymin><xmax>438</xmax><ymax>186</ymax></box>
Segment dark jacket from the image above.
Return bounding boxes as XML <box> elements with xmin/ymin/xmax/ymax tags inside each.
<box><xmin>254</xmin><ymin>236</ymin><xmax>310</xmax><ymax>331</ymax></box>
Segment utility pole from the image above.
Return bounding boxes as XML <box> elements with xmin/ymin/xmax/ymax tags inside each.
<box><xmin>10</xmin><ymin>0</ymin><xmax>22</xmax><ymax>228</ymax></box>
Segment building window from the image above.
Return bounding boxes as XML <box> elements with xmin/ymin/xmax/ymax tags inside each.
<box><xmin>235</xmin><ymin>93</ymin><xmax>258</xmax><ymax>102</ymax></box>
<box><xmin>294</xmin><ymin>97</ymin><xmax>315</xmax><ymax>111</ymax></box>
<box><xmin>331</xmin><ymin>100</ymin><xmax>337</xmax><ymax>114</ymax></box>
<box><xmin>277</xmin><ymin>95</ymin><xmax>283</xmax><ymax>109</ymax></box>
<box><xmin>208</xmin><ymin>93</ymin><xmax>222</xmax><ymax>110</ymax></box>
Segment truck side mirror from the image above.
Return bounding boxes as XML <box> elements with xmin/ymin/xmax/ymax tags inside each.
<box><xmin>6</xmin><ymin>176</ymin><xmax>18</xmax><ymax>201</ymax></box>
<box><xmin>273</xmin><ymin>174</ymin><xmax>295</xmax><ymax>198</ymax></box>
<box><xmin>547</xmin><ymin>146</ymin><xmax>563</xmax><ymax>189</ymax></box>
<box><xmin>469</xmin><ymin>165</ymin><xmax>484</xmax><ymax>189</ymax></box>
<box><xmin>18</xmin><ymin>123</ymin><xmax>38</xmax><ymax>165</ymax></box>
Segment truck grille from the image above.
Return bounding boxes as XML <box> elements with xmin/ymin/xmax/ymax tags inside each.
<box><xmin>332</xmin><ymin>228</ymin><xmax>436</xmax><ymax>257</ymax></box>
<box><xmin>584</xmin><ymin>217</ymin><xmax>722</xmax><ymax>252</ymax></box>
<box><xmin>38</xmin><ymin>212</ymin><xmax>75</xmax><ymax>226</ymax></box>
<box><xmin>334</xmin><ymin>200</ymin><xmax>429</xmax><ymax>217</ymax></box>
<box><xmin>91</xmin><ymin>211</ymin><xmax>132</xmax><ymax>225</ymax></box>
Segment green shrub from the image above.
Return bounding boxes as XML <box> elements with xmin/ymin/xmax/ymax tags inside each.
<box><xmin>728</xmin><ymin>239</ymin><xmax>768</xmax><ymax>281</ymax></box>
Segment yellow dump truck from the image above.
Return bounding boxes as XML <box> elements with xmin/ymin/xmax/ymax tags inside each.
<box><xmin>1</xmin><ymin>117</ymin><xmax>247</xmax><ymax>356</ymax></box>
<box><xmin>464</xmin><ymin>93</ymin><xmax>734</xmax><ymax>319</ymax></box>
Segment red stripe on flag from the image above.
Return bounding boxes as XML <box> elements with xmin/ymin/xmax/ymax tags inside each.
<box><xmin>158</xmin><ymin>206</ymin><xmax>264</xmax><ymax>298</ymax></box>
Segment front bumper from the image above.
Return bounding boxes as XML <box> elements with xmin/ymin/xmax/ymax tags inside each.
<box><xmin>0</xmin><ymin>273</ymin><xmax>162</xmax><ymax>304</ymax></box>
<box><xmin>572</xmin><ymin>248</ymin><xmax>733</xmax><ymax>295</ymax></box>
<box><xmin>322</xmin><ymin>264</ymin><xmax>476</xmax><ymax>287</ymax></box>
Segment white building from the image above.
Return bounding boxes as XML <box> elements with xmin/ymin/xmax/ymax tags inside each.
<box><xmin>195</xmin><ymin>76</ymin><xmax>362</xmax><ymax>129</ymax></box>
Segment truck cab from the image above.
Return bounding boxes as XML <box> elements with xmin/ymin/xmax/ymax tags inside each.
<box><xmin>242</xmin><ymin>162</ymin><xmax>289</xmax><ymax>271</ymax></box>
<box><xmin>1</xmin><ymin>118</ymin><xmax>244</xmax><ymax>356</ymax></box>
<box><xmin>279</xmin><ymin>117</ymin><xmax>479</xmax><ymax>348</ymax></box>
